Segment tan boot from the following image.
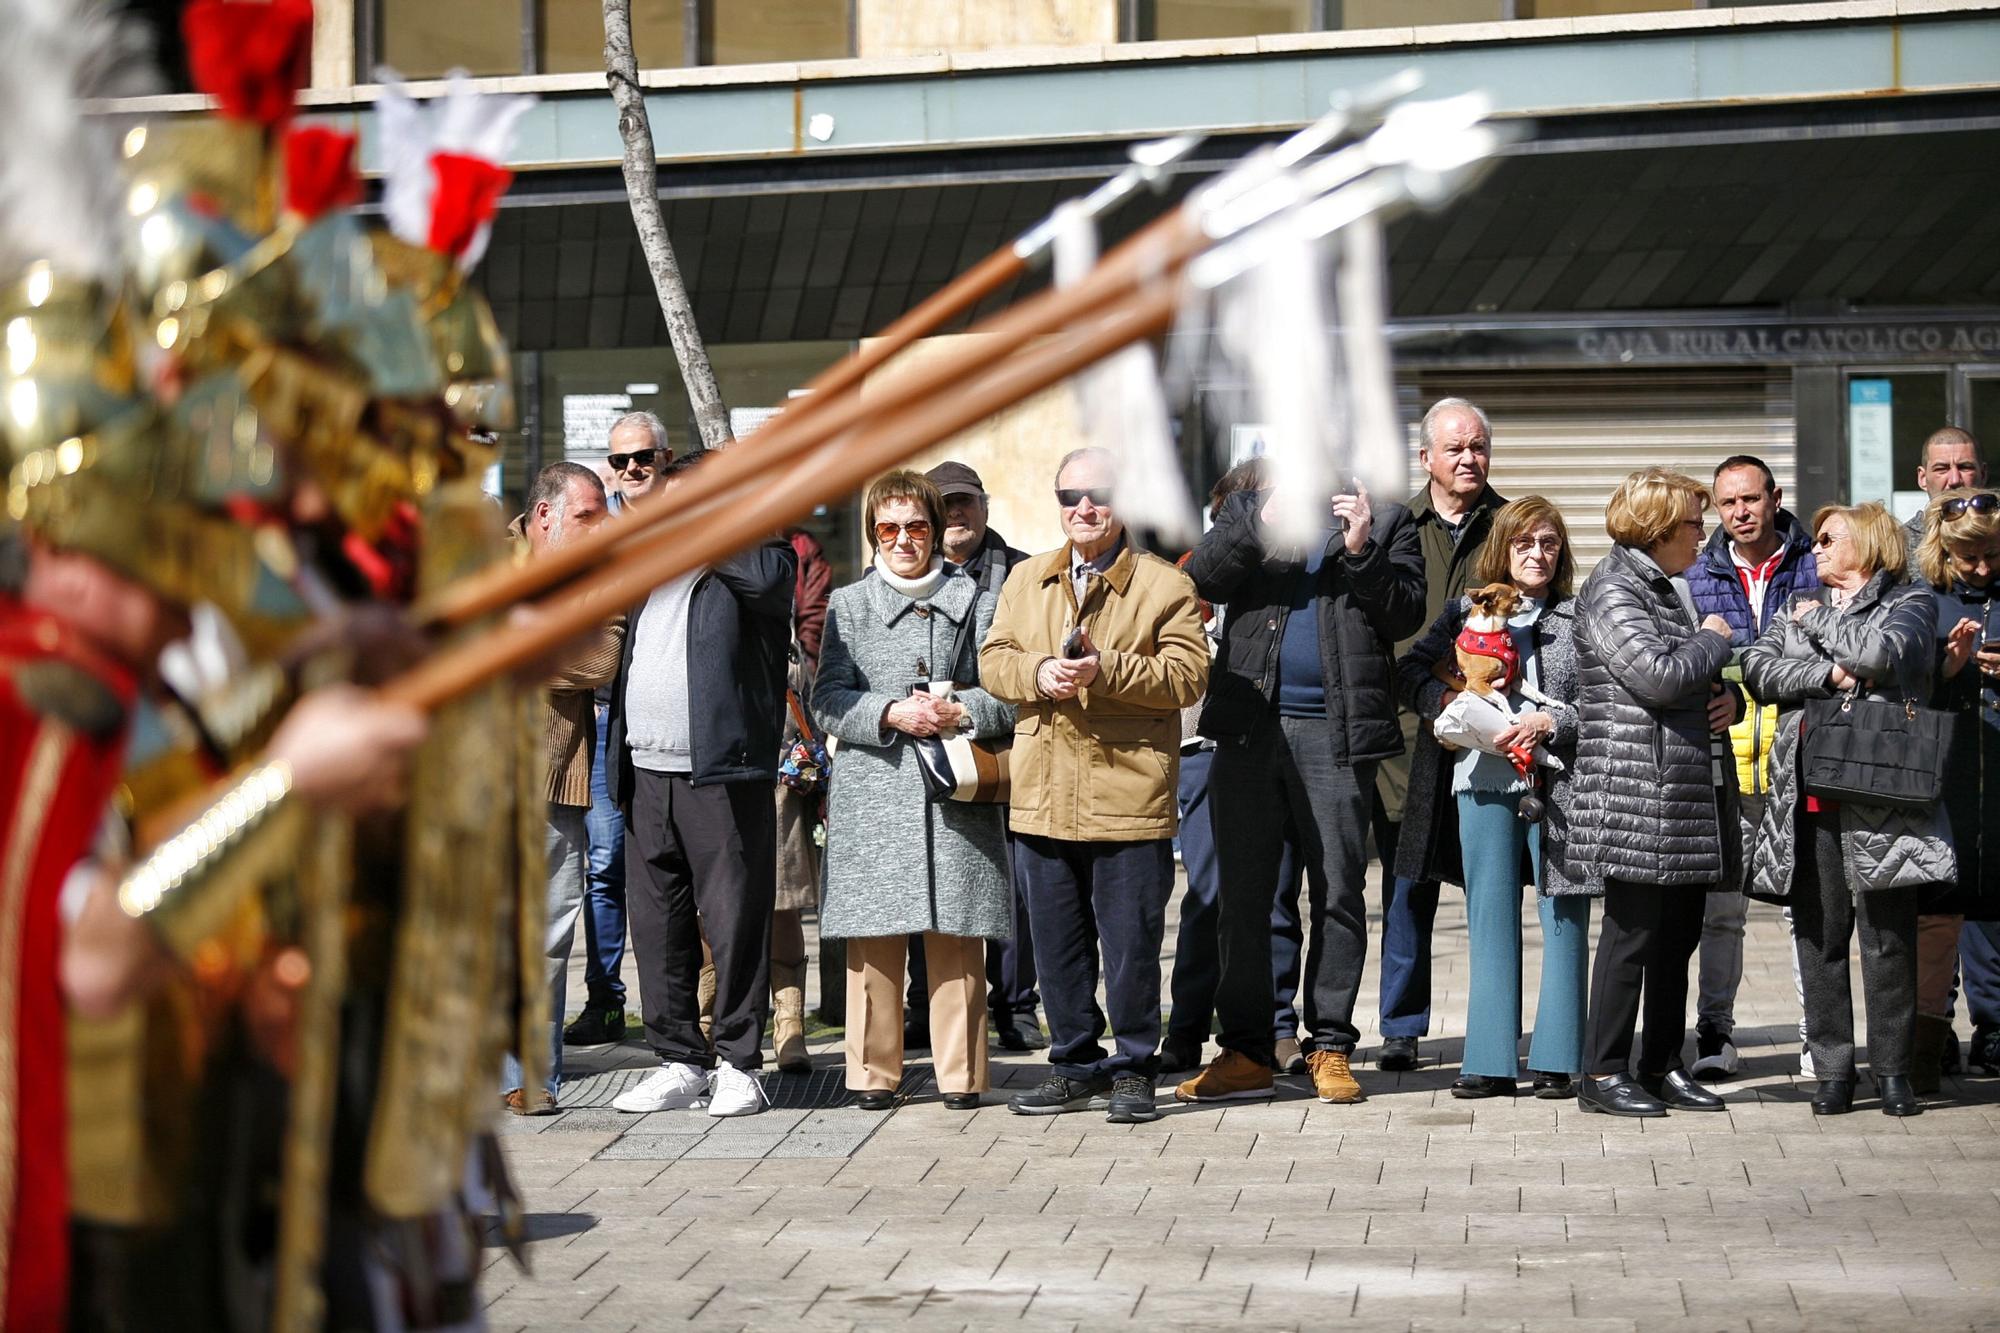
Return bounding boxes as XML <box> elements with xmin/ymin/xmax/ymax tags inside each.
<box><xmin>697</xmin><ymin>939</ymin><xmax>717</xmax><ymax>1051</ymax></box>
<box><xmin>771</xmin><ymin>959</ymin><xmax>811</xmax><ymax>1074</ymax></box>
<box><xmin>1911</xmin><ymin>1014</ymin><xmax>1951</xmax><ymax>1095</ymax></box>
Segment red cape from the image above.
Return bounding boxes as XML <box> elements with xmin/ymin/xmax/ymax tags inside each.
<box><xmin>0</xmin><ymin>598</ymin><xmax>134</xmax><ymax>1331</ymax></box>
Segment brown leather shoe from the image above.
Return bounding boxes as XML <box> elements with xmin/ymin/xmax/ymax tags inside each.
<box><xmin>502</xmin><ymin>1089</ymin><xmax>557</xmax><ymax>1116</ymax></box>
<box><xmin>1306</xmin><ymin>1049</ymin><xmax>1365</xmax><ymax>1104</ymax></box>
<box><xmin>1174</xmin><ymin>1049</ymin><xmax>1276</xmax><ymax>1103</ymax></box>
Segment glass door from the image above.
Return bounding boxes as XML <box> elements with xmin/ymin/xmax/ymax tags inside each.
<box><xmin>1842</xmin><ymin>369</ymin><xmax>1948</xmax><ymax>516</ymax></box>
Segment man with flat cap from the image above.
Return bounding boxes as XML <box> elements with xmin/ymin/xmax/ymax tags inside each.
<box><xmin>897</xmin><ymin>461</ymin><xmax>1044</xmax><ymax>1051</ymax></box>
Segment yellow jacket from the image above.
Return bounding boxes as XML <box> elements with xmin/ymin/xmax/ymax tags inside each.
<box><xmin>980</xmin><ymin>540</ymin><xmax>1208</xmax><ymax>841</ymax></box>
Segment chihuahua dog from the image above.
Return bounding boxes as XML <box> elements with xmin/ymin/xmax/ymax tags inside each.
<box><xmin>1434</xmin><ymin>582</ymin><xmax>1523</xmax><ymax>698</ymax></box>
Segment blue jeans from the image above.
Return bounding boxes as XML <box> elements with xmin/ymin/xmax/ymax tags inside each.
<box><xmin>1015</xmin><ymin>834</ymin><xmax>1175</xmax><ymax>1080</ymax></box>
<box><xmin>1964</xmin><ymin>918</ymin><xmax>2000</xmax><ymax>1027</ymax></box>
<box><xmin>1455</xmin><ymin>790</ymin><xmax>1590</xmax><ymax>1078</ymax></box>
<box><xmin>502</xmin><ymin>805</ymin><xmax>589</xmax><ymax>1099</ymax></box>
<box><xmin>1169</xmin><ymin>749</ymin><xmax>1303</xmax><ymax>1047</ymax></box>
<box><xmin>1379</xmin><ymin>867</ymin><xmax>1441</xmax><ymax>1040</ymax></box>
<box><xmin>581</xmin><ymin>710</ymin><xmax>627</xmax><ymax>1009</ymax></box>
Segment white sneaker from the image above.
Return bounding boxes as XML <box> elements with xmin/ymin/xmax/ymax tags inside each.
<box><xmin>1799</xmin><ymin>1045</ymin><xmax>1816</xmax><ymax>1080</ymax></box>
<box><xmin>707</xmin><ymin>1063</ymin><xmax>770</xmax><ymax>1118</ymax></box>
<box><xmin>612</xmin><ymin>1063</ymin><xmax>708</xmax><ymax>1113</ymax></box>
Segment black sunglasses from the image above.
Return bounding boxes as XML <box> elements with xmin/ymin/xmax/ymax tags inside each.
<box><xmin>1056</xmin><ymin>487</ymin><xmax>1114</xmax><ymax>507</ymax></box>
<box><xmin>1941</xmin><ymin>493</ymin><xmax>2000</xmax><ymax>521</ymax></box>
<box><xmin>607</xmin><ymin>448</ymin><xmax>660</xmax><ymax>472</ymax></box>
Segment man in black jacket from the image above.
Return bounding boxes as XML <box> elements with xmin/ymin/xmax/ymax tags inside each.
<box><xmin>605</xmin><ymin>452</ymin><xmax>797</xmax><ymax>1118</ymax></box>
<box><xmin>1175</xmin><ymin>479</ymin><xmax>1426</xmax><ymax>1105</ymax></box>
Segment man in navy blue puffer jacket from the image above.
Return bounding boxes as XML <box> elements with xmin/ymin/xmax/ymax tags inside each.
<box><xmin>1681</xmin><ymin>455</ymin><xmax>1817</xmax><ymax>1080</ymax></box>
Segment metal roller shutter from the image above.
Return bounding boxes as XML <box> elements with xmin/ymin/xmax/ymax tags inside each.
<box><xmin>1401</xmin><ymin>369</ymin><xmax>1797</xmax><ymax>575</ymax></box>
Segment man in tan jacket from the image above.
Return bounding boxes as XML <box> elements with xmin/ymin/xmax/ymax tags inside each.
<box><xmin>980</xmin><ymin>447</ymin><xmax>1208</xmax><ymax>1123</ymax></box>
<box><xmin>504</xmin><ymin>461</ymin><xmax>623</xmax><ymax>1112</ymax></box>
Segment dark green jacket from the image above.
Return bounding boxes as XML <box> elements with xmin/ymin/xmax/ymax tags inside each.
<box><xmin>1396</xmin><ymin>484</ymin><xmax>1508</xmax><ymax>658</ymax></box>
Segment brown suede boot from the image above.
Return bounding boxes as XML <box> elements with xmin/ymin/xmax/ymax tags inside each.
<box><xmin>1911</xmin><ymin>1014</ymin><xmax>1951</xmax><ymax>1095</ymax></box>
<box><xmin>771</xmin><ymin>959</ymin><xmax>811</xmax><ymax>1074</ymax></box>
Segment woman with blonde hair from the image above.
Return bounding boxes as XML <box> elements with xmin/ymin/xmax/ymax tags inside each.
<box><xmin>1744</xmin><ymin>502</ymin><xmax>1949</xmax><ymax>1116</ymax></box>
<box><xmin>1915</xmin><ymin>488</ymin><xmax>2000</xmax><ymax>1082</ymax></box>
<box><xmin>1564</xmin><ymin>468</ymin><xmax>1741</xmax><ymax>1117</ymax></box>
<box><xmin>1394</xmin><ymin>496</ymin><xmax>1594</xmax><ymax>1099</ymax></box>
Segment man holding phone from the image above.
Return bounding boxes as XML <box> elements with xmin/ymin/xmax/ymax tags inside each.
<box><xmin>1178</xmin><ymin>460</ymin><xmax>1426</xmax><ymax>1106</ymax></box>
<box><xmin>979</xmin><ymin>447</ymin><xmax>1208</xmax><ymax>1123</ymax></box>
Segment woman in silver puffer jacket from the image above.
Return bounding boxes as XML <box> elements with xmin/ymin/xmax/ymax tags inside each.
<box><xmin>1566</xmin><ymin>468</ymin><xmax>1741</xmax><ymax>1119</ymax></box>
<box><xmin>1743</xmin><ymin>501</ymin><xmax>1953</xmax><ymax>1119</ymax></box>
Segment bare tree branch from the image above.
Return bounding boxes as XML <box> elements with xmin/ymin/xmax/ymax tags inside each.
<box><xmin>602</xmin><ymin>0</ymin><xmax>733</xmax><ymax>450</ymax></box>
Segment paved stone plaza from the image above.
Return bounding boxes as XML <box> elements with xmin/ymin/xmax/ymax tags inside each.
<box><xmin>486</xmin><ymin>875</ymin><xmax>2000</xmax><ymax>1332</ymax></box>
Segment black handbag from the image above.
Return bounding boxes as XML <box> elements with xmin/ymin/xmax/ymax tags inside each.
<box><xmin>1800</xmin><ymin>691</ymin><xmax>1954</xmax><ymax>813</ymax></box>
<box><xmin>911</xmin><ymin>599</ymin><xmax>1011</xmax><ymax>805</ymax></box>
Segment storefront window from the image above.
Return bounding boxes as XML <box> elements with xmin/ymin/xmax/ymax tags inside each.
<box><xmin>542</xmin><ymin>0</ymin><xmax>684</xmax><ymax>73</ymax></box>
<box><xmin>1342</xmin><ymin>0</ymin><xmax>1505</xmax><ymax>26</ymax></box>
<box><xmin>713</xmin><ymin>0</ymin><xmax>851</xmax><ymax>63</ymax></box>
<box><xmin>1846</xmin><ymin>370</ymin><xmax>1947</xmax><ymax>516</ymax></box>
<box><xmin>1516</xmin><ymin>0</ymin><xmax>1696</xmax><ymax>16</ymax></box>
<box><xmin>1153</xmin><ymin>0</ymin><xmax>1313</xmax><ymax>40</ymax></box>
<box><xmin>1968</xmin><ymin>376</ymin><xmax>2000</xmax><ymax>460</ymax></box>
<box><xmin>381</xmin><ymin>0</ymin><xmax>518</xmax><ymax>78</ymax></box>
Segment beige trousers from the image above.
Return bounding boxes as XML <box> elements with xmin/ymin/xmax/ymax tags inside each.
<box><xmin>845</xmin><ymin>932</ymin><xmax>989</xmax><ymax>1094</ymax></box>
<box><xmin>1917</xmin><ymin>913</ymin><xmax>1965</xmax><ymax>1018</ymax></box>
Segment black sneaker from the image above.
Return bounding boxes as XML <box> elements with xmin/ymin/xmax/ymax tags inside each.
<box><xmin>1105</xmin><ymin>1074</ymin><xmax>1161</xmax><ymax>1124</ymax></box>
<box><xmin>995</xmin><ymin>1012</ymin><xmax>1050</xmax><ymax>1052</ymax></box>
<box><xmin>563</xmin><ymin>1006</ymin><xmax>625</xmax><ymax>1046</ymax></box>
<box><xmin>1156</xmin><ymin>1035</ymin><xmax>1204</xmax><ymax>1075</ymax></box>
<box><xmin>1007</xmin><ymin>1072</ymin><xmax>1109</xmax><ymax>1116</ymax></box>
<box><xmin>1940</xmin><ymin>1030</ymin><xmax>1964</xmax><ymax>1076</ymax></box>
<box><xmin>1377</xmin><ymin>1036</ymin><xmax>1419</xmax><ymax>1071</ymax></box>
<box><xmin>1690</xmin><ymin>1026</ymin><xmax>1739</xmax><ymax>1081</ymax></box>
<box><xmin>1970</xmin><ymin>1025</ymin><xmax>2000</xmax><ymax>1075</ymax></box>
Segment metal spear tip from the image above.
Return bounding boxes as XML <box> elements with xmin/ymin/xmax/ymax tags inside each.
<box><xmin>1328</xmin><ymin>68</ymin><xmax>1425</xmax><ymax>117</ymax></box>
<box><xmin>1128</xmin><ymin>133</ymin><xmax>1203</xmax><ymax>174</ymax></box>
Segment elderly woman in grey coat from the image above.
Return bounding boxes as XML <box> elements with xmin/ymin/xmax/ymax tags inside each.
<box><xmin>1396</xmin><ymin>497</ymin><xmax>1593</xmax><ymax>1101</ymax></box>
<box><xmin>1744</xmin><ymin>501</ymin><xmax>1951</xmax><ymax>1118</ymax></box>
<box><xmin>1567</xmin><ymin>468</ymin><xmax>1742</xmax><ymax>1119</ymax></box>
<box><xmin>814</xmin><ymin>470</ymin><xmax>1015</xmax><ymax>1111</ymax></box>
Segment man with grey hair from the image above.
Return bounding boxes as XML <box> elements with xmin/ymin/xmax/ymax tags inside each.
<box><xmin>1372</xmin><ymin>396</ymin><xmax>1506</xmax><ymax>1074</ymax></box>
<box><xmin>504</xmin><ymin>461</ymin><xmax>619</xmax><ymax>1112</ymax></box>
<box><xmin>607</xmin><ymin>409</ymin><xmax>671</xmax><ymax>506</ymax></box>
<box><xmin>981</xmin><ymin>446</ymin><xmax>1209</xmax><ymax>1122</ymax></box>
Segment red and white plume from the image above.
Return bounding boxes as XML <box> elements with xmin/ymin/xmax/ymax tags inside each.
<box><xmin>376</xmin><ymin>69</ymin><xmax>533</xmax><ymax>272</ymax></box>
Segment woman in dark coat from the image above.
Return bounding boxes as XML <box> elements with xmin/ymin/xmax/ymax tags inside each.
<box><xmin>1565</xmin><ymin>468</ymin><xmax>1741</xmax><ymax>1118</ymax></box>
<box><xmin>1917</xmin><ymin>488</ymin><xmax>2000</xmax><ymax>1081</ymax></box>
<box><xmin>1395</xmin><ymin>497</ymin><xmax>1593</xmax><ymax>1101</ymax></box>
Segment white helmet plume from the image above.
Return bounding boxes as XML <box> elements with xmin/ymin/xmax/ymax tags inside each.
<box><xmin>376</xmin><ymin>68</ymin><xmax>534</xmax><ymax>272</ymax></box>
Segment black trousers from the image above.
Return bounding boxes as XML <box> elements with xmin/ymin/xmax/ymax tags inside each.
<box><xmin>625</xmin><ymin>768</ymin><xmax>775</xmax><ymax>1070</ymax></box>
<box><xmin>1792</xmin><ymin>807</ymin><xmax>1919</xmax><ymax>1079</ymax></box>
<box><xmin>1584</xmin><ymin>878</ymin><xmax>1709</xmax><ymax>1076</ymax></box>
<box><xmin>1210</xmin><ymin>715</ymin><xmax>1374</xmax><ymax>1060</ymax></box>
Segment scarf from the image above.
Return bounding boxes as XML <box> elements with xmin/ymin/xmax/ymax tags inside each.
<box><xmin>874</xmin><ymin>553</ymin><xmax>947</xmax><ymax>601</ymax></box>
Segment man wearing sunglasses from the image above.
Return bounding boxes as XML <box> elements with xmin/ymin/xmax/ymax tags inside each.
<box><xmin>606</xmin><ymin>410</ymin><xmax>672</xmax><ymax>507</ymax></box>
<box><xmin>1905</xmin><ymin>426</ymin><xmax>1986</xmax><ymax>555</ymax></box>
<box><xmin>602</xmin><ymin>434</ymin><xmax>797</xmax><ymax>1119</ymax></box>
<box><xmin>980</xmin><ymin>447</ymin><xmax>1208</xmax><ymax>1122</ymax></box>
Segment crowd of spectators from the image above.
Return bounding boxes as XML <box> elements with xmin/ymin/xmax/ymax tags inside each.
<box><xmin>512</xmin><ymin>404</ymin><xmax>1999</xmax><ymax>1122</ymax></box>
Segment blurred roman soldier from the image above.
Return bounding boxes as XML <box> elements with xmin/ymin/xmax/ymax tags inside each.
<box><xmin>0</xmin><ymin>0</ymin><xmax>547</xmax><ymax>1327</ymax></box>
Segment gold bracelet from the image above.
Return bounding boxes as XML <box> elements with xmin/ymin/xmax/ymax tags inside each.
<box><xmin>117</xmin><ymin>759</ymin><xmax>295</xmax><ymax>920</ymax></box>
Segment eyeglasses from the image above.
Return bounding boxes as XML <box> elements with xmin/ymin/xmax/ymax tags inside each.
<box><xmin>607</xmin><ymin>448</ymin><xmax>659</xmax><ymax>472</ymax></box>
<box><xmin>1057</xmin><ymin>487</ymin><xmax>1114</xmax><ymax>508</ymax></box>
<box><xmin>1508</xmin><ymin>537</ymin><xmax>1563</xmax><ymax>556</ymax></box>
<box><xmin>1941</xmin><ymin>493</ymin><xmax>2000</xmax><ymax>520</ymax></box>
<box><xmin>874</xmin><ymin>519</ymin><xmax>932</xmax><ymax>545</ymax></box>
<box><xmin>1814</xmin><ymin>531</ymin><xmax>1849</xmax><ymax>550</ymax></box>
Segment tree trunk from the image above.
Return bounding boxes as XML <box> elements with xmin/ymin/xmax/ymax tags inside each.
<box><xmin>602</xmin><ymin>0</ymin><xmax>733</xmax><ymax>450</ymax></box>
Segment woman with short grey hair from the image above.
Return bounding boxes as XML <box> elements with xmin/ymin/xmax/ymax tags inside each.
<box><xmin>814</xmin><ymin>469</ymin><xmax>1015</xmax><ymax>1111</ymax></box>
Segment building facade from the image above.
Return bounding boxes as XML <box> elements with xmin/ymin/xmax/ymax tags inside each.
<box><xmin>114</xmin><ymin>0</ymin><xmax>2000</xmax><ymax>574</ymax></box>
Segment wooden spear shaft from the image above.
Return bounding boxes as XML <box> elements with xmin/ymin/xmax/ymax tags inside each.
<box><xmin>412</xmin><ymin>205</ymin><xmax>1203</xmax><ymax>630</ymax></box>
<box><xmin>381</xmin><ymin>283</ymin><xmax>1180</xmax><ymax>712</ymax></box>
